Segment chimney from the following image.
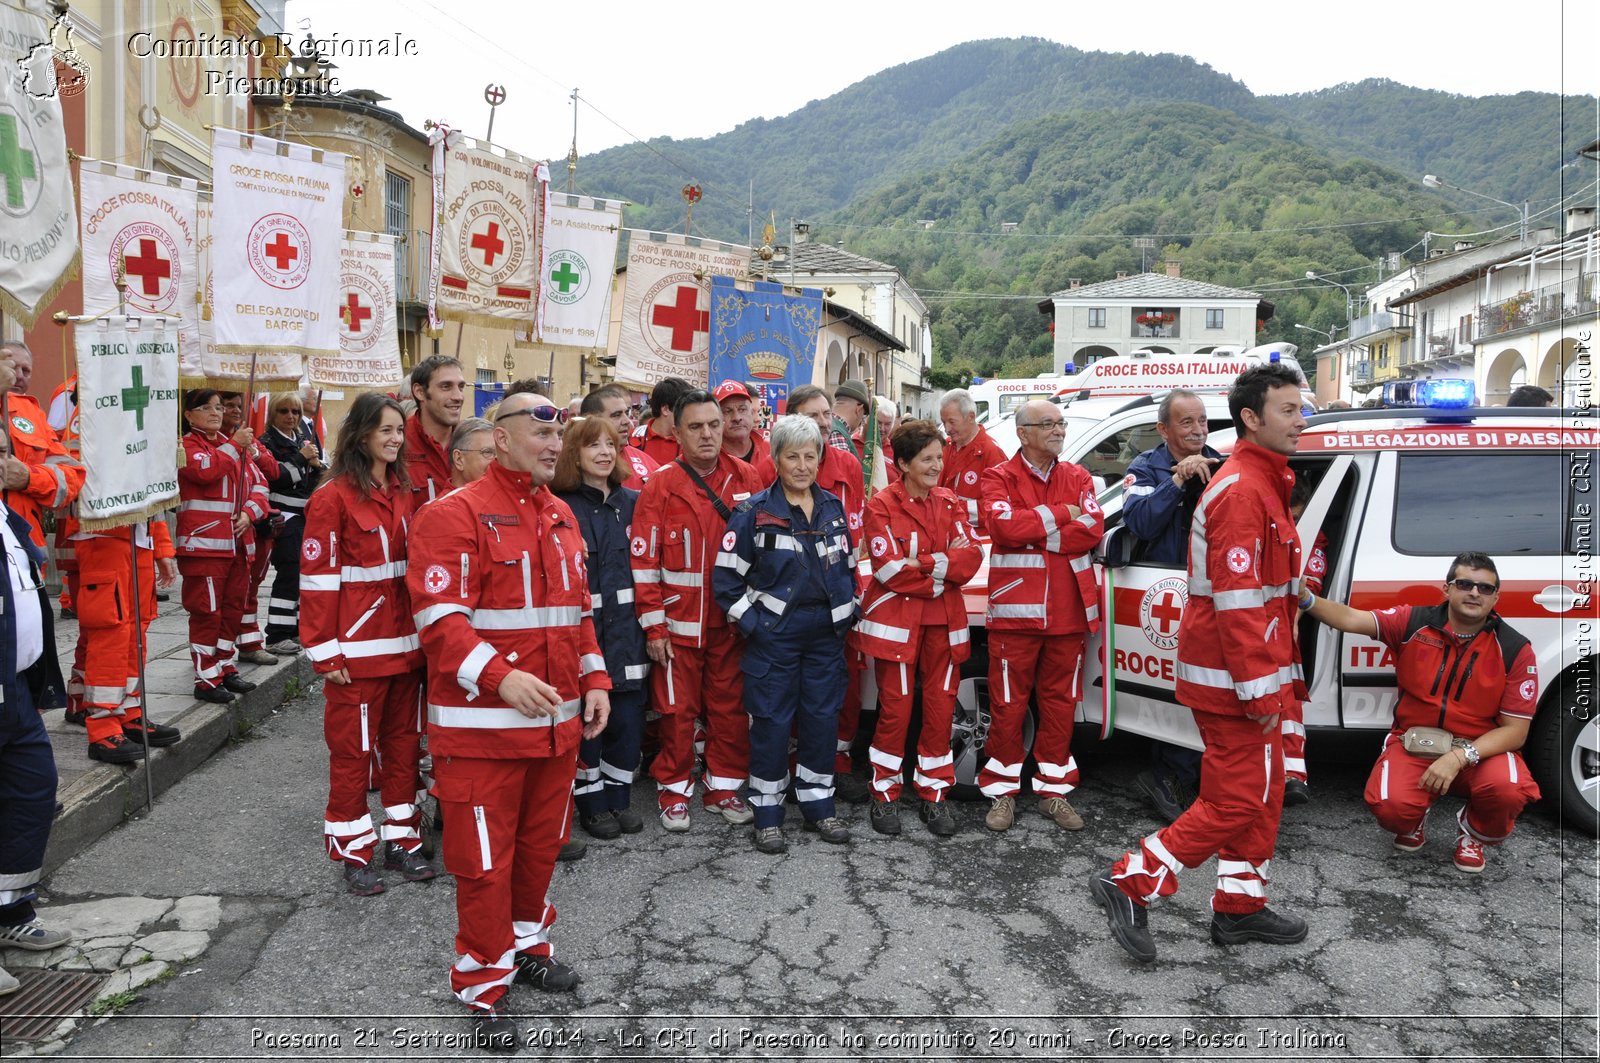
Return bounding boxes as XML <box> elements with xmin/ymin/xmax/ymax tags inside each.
<box><xmin>1567</xmin><ymin>207</ymin><xmax>1595</xmax><ymax>236</ymax></box>
<box><xmin>1068</xmin><ymin>278</ymin><xmax>1080</xmax><ymax>290</ymax></box>
<box><xmin>1115</xmin><ymin>271</ymin><xmax>1128</xmax><ymax>280</ymax></box>
<box><xmin>1164</xmin><ymin>260</ymin><xmax>1181</xmax><ymax>278</ymax></box>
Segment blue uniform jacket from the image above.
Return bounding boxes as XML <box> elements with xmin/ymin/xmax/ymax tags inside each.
<box><xmin>556</xmin><ymin>483</ymin><xmax>650</xmax><ymax>693</ymax></box>
<box><xmin>1</xmin><ymin>503</ymin><xmax>65</xmax><ymax>710</ymax></box>
<box><xmin>713</xmin><ymin>483</ymin><xmax>856</xmax><ymax>642</ymax></box>
<box><xmin>1121</xmin><ymin>441</ymin><xmax>1224</xmax><ymax>565</ymax></box>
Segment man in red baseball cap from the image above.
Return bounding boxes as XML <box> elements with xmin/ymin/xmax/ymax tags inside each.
<box><xmin>715</xmin><ymin>380</ymin><xmax>771</xmax><ymax>477</ymax></box>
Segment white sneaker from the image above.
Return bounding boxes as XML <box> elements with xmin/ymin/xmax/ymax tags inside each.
<box><xmin>660</xmin><ymin>802</ymin><xmax>691</xmax><ymax>833</ymax></box>
<box><xmin>0</xmin><ymin>965</ymin><xmax>19</xmax><ymax>997</ymax></box>
<box><xmin>705</xmin><ymin>795</ymin><xmax>754</xmax><ymax>825</ymax></box>
<box><xmin>266</xmin><ymin>639</ymin><xmax>301</xmax><ymax>656</ymax></box>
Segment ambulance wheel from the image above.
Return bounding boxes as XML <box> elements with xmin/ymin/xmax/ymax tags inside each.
<box><xmin>1531</xmin><ymin>676</ymin><xmax>1600</xmax><ymax>837</ymax></box>
<box><xmin>949</xmin><ymin>676</ymin><xmax>1036</xmax><ymax>802</ymax></box>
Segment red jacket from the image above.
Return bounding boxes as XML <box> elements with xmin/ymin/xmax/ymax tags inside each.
<box><xmin>5</xmin><ymin>393</ymin><xmax>84</xmax><ymax>548</ymax></box>
<box><xmin>1175</xmin><ymin>439</ymin><xmax>1307</xmax><ymax>717</ymax></box>
<box><xmin>176</xmin><ymin>431</ymin><xmax>244</xmax><ymax>559</ymax></box>
<box><xmin>630</xmin><ymin>418</ymin><xmax>681</xmax><ymax>466</ymax></box>
<box><xmin>239</xmin><ymin>443</ymin><xmax>278</xmax><ymax>557</ymax></box>
<box><xmin>403</xmin><ymin>412</ymin><xmax>454</xmax><ymax>505</ymax></box>
<box><xmin>941</xmin><ymin>424</ymin><xmax>1006</xmax><ymax>528</ymax></box>
<box><xmin>978</xmin><ymin>452</ymin><xmax>1103</xmax><ymax>635</ymax></box>
<box><xmin>300</xmin><ymin>475</ymin><xmax>422</xmax><ymax>679</ymax></box>
<box><xmin>1374</xmin><ymin>604</ymin><xmax>1537</xmax><ymax>738</ymax></box>
<box><xmin>408</xmin><ymin>462</ymin><xmax>610</xmax><ymax>759</ymax></box>
<box><xmin>855</xmin><ymin>482</ymin><xmax>982</xmax><ymax>664</ymax></box>
<box><xmin>631</xmin><ymin>454</ymin><xmax>761</xmax><ymax>647</ymax></box>
<box><xmin>753</xmin><ymin>443</ymin><xmax>865</xmax><ymax>546</ymax></box>
<box><xmin>623</xmin><ymin>443</ymin><xmax>660</xmax><ymax>487</ymax></box>
<box><xmin>726</xmin><ymin>432</ymin><xmax>770</xmax><ymax>479</ymax></box>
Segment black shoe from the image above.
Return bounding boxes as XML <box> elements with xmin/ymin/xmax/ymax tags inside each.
<box><xmin>383</xmin><ymin>843</ymin><xmax>437</xmax><ymax>882</ymax></box>
<box><xmin>123</xmin><ymin>718</ymin><xmax>181</xmax><ymax>748</ymax></box>
<box><xmin>614</xmin><ymin>808</ymin><xmax>644</xmax><ymax>834</ymax></box>
<box><xmin>59</xmin><ymin>605</ymin><xmax>75</xmax><ymax>621</ymax></box>
<box><xmin>512</xmin><ymin>952</ymin><xmax>581</xmax><ymax>992</ymax></box>
<box><xmin>557</xmin><ymin>838</ymin><xmax>586</xmax><ymax>862</ymax></box>
<box><xmin>753</xmin><ymin>825</ymin><xmax>787</xmax><ymax>854</ymax></box>
<box><xmin>472</xmin><ymin>997</ymin><xmax>519</xmax><ymax>1053</ymax></box>
<box><xmin>194</xmin><ymin>684</ymin><xmax>235</xmax><ymax>704</ymax></box>
<box><xmin>918</xmin><ymin>799</ymin><xmax>956</xmax><ymax>837</ymax></box>
<box><xmin>87</xmin><ymin>734</ymin><xmax>143</xmax><ymax>765</ymax></box>
<box><xmin>1090</xmin><ymin>869</ymin><xmax>1157</xmax><ymax>964</ymax></box>
<box><xmin>581</xmin><ymin>811</ymin><xmax>621</xmax><ymax>840</ymax></box>
<box><xmin>869</xmin><ymin>800</ymin><xmax>901</xmax><ymax>836</ymax></box>
<box><xmin>1282</xmin><ymin>778</ymin><xmax>1311</xmax><ymax>807</ymax></box>
<box><xmin>803</xmin><ymin>816</ymin><xmax>851</xmax><ymax>844</ymax></box>
<box><xmin>834</xmin><ymin>771</ymin><xmax>871</xmax><ymax>805</ymax></box>
<box><xmin>1136</xmin><ymin>769</ymin><xmax>1187</xmax><ymax>824</ymax></box>
<box><xmin>222</xmin><ymin>674</ymin><xmax>256</xmax><ymax>694</ymax></box>
<box><xmin>342</xmin><ymin>863</ymin><xmax>385</xmax><ymax>896</ymax></box>
<box><xmin>155</xmin><ymin>592</ymin><xmax>170</xmax><ymax>603</ymax></box>
<box><xmin>63</xmin><ymin>707</ymin><xmax>87</xmax><ymax>727</ymax></box>
<box><xmin>1210</xmin><ymin>906</ymin><xmax>1308</xmax><ymax>946</ymax></box>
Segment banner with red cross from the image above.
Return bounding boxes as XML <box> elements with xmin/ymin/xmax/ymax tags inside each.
<box><xmin>616</xmin><ymin>229</ymin><xmax>749</xmax><ymax>389</ymax></box>
<box><xmin>428</xmin><ymin>127</ymin><xmax>545</xmax><ymax>327</ymax></box>
<box><xmin>307</xmin><ymin>230</ymin><xmax>402</xmax><ymax>389</ymax></box>
<box><xmin>208</xmin><ymin>127</ymin><xmax>346</xmax><ymax>381</ymax></box>
<box><xmin>78</xmin><ymin>160</ymin><xmax>199</xmax><ymax>371</ymax></box>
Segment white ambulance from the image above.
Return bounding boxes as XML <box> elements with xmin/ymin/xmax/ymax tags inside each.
<box><xmin>966</xmin><ymin>371</ymin><xmax>1081</xmax><ymax>427</ymax></box>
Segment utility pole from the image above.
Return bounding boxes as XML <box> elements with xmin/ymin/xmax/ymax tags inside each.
<box><xmin>567</xmin><ymin>88</ymin><xmax>579</xmax><ymax>194</ymax></box>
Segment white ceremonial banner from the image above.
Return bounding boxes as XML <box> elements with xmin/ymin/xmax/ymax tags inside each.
<box><xmin>190</xmin><ymin>197</ymin><xmax>217</xmax><ymax>384</ymax></box>
<box><xmin>537</xmin><ymin>192</ymin><xmax>622</xmax><ymax>346</ymax></box>
<box><xmin>74</xmin><ymin>316</ymin><xmax>180</xmax><ymax>530</ymax></box>
<box><xmin>0</xmin><ymin>1</ymin><xmax>80</xmax><ymax>327</ymax></box>
<box><xmin>309</xmin><ymin>231</ymin><xmax>403</xmax><ymax>389</ymax></box>
<box><xmin>428</xmin><ymin>127</ymin><xmax>544</xmax><ymax>326</ymax></box>
<box><xmin>209</xmin><ymin>127</ymin><xmax>346</xmax><ymax>382</ymax></box>
<box><xmin>78</xmin><ymin>161</ymin><xmax>199</xmax><ymax>365</ymax></box>
<box><xmin>616</xmin><ymin>230</ymin><xmax>749</xmax><ymax>389</ymax></box>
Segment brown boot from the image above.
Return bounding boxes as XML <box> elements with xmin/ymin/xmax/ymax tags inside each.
<box><xmin>1039</xmin><ymin>796</ymin><xmax>1084</xmax><ymax>831</ymax></box>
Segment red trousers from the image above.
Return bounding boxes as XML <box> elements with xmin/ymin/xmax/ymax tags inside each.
<box><xmin>237</xmin><ymin>530</ymin><xmax>274</xmax><ymax>652</ymax></box>
<box><xmin>1112</xmin><ymin>710</ymin><xmax>1284</xmax><ymax>915</ymax></box>
<box><xmin>178</xmin><ymin>555</ymin><xmax>247</xmax><ymax>688</ymax></box>
<box><xmin>436</xmin><ymin>752</ymin><xmax>575</xmax><ymax>1011</ymax></box>
<box><xmin>1365</xmin><ymin>734</ymin><xmax>1540</xmax><ymax>844</ymax></box>
<box><xmin>835</xmin><ymin>644</ymin><xmax>867</xmax><ymax>774</ymax></box>
<box><xmin>69</xmin><ymin>539</ymin><xmax>155</xmax><ymax>743</ymax></box>
<box><xmin>648</xmin><ymin>629</ymin><xmax>749</xmax><ymax>809</ymax></box>
<box><xmin>980</xmin><ymin>631</ymin><xmax>1085</xmax><ymax>798</ymax></box>
<box><xmin>868</xmin><ymin>627</ymin><xmax>958</xmax><ymax>804</ymax></box>
<box><xmin>1281</xmin><ymin>703</ymin><xmax>1308</xmax><ymax>783</ymax></box>
<box><xmin>323</xmin><ymin>671</ymin><xmax>425</xmax><ymax>866</ymax></box>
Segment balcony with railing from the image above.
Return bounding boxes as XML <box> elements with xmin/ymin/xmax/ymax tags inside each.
<box><xmin>1132</xmin><ymin>309</ymin><xmax>1179</xmax><ymax>338</ymax></box>
<box><xmin>1476</xmin><ymin>275</ymin><xmax>1599</xmax><ymax>341</ymax></box>
<box><xmin>1346</xmin><ymin>309</ymin><xmax>1398</xmax><ymax>342</ymax></box>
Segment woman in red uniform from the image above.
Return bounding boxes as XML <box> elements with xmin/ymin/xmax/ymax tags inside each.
<box><xmin>299</xmin><ymin>393</ymin><xmax>431</xmax><ymax>896</ymax></box>
<box><xmin>855</xmin><ymin>420</ymin><xmax>982</xmax><ymax>837</ymax></box>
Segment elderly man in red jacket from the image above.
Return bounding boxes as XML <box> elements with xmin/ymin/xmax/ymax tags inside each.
<box><xmin>1093</xmin><ymin>364</ymin><xmax>1309</xmax><ymax>965</ymax></box>
<box><xmin>408</xmin><ymin>391</ymin><xmax>611</xmax><ymax>1050</ymax></box>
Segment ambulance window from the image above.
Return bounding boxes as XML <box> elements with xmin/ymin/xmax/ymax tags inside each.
<box><xmin>1393</xmin><ymin>453</ymin><xmax>1568</xmax><ymax>556</ymax></box>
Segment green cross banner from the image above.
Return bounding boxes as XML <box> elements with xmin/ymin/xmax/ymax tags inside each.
<box><xmin>538</xmin><ymin>196</ymin><xmax>623</xmax><ymax>344</ymax></box>
<box><xmin>74</xmin><ymin>318</ymin><xmax>181</xmax><ymax>530</ymax></box>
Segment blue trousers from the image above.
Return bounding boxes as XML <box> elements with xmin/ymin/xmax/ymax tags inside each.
<box><xmin>743</xmin><ymin>607</ymin><xmax>845</xmax><ymax>828</ymax></box>
<box><xmin>575</xmin><ymin>687</ymin><xmax>646</xmax><ymax>819</ymax></box>
<box><xmin>0</xmin><ymin>680</ymin><xmax>56</xmax><ymax>926</ymax></box>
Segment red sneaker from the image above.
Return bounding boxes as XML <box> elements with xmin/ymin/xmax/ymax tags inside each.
<box><xmin>1392</xmin><ymin>823</ymin><xmax>1426</xmax><ymax>852</ymax></box>
<box><xmin>1453</xmin><ymin>832</ymin><xmax>1486</xmax><ymax>873</ymax></box>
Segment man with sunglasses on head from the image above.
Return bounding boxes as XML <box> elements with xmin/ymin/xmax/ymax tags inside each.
<box><xmin>1301</xmin><ymin>552</ymin><xmax>1540</xmax><ymax>874</ymax></box>
<box><xmin>408</xmin><ymin>392</ymin><xmax>611</xmax><ymax>1050</ymax></box>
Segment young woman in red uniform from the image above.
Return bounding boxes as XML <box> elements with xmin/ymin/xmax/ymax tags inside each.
<box><xmin>300</xmin><ymin>393</ymin><xmax>432</xmax><ymax>896</ymax></box>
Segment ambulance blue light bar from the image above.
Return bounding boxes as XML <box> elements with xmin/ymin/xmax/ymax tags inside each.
<box><xmin>1379</xmin><ymin>379</ymin><xmax>1476</xmax><ymax>409</ymax></box>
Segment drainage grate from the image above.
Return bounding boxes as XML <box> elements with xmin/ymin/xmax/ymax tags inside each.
<box><xmin>0</xmin><ymin>969</ymin><xmax>108</xmax><ymax>1041</ymax></box>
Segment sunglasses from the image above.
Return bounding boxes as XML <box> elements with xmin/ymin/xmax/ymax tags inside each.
<box><xmin>495</xmin><ymin>404</ymin><xmax>569</xmax><ymax>425</ymax></box>
<box><xmin>1449</xmin><ymin>578</ymin><xmax>1499</xmax><ymax>595</ymax></box>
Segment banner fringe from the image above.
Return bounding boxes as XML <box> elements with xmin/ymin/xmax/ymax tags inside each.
<box><xmin>77</xmin><ymin>497</ymin><xmax>178</xmax><ymax>534</ymax></box>
<box><xmin>0</xmin><ymin>248</ymin><xmax>81</xmax><ymax>330</ymax></box>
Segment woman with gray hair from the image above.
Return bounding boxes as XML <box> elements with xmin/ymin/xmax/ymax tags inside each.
<box><xmin>713</xmin><ymin>416</ymin><xmax>858</xmax><ymax>853</ymax></box>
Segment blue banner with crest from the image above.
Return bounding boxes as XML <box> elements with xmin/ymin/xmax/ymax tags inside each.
<box><xmin>708</xmin><ymin>276</ymin><xmax>823</xmax><ymax>412</ymax></box>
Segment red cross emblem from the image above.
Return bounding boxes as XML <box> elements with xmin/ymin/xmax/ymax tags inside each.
<box><xmin>470</xmin><ymin>221</ymin><xmax>505</xmax><ymax>267</ymax></box>
<box><xmin>124</xmin><ymin>238</ymin><xmax>171</xmax><ymax>296</ymax></box>
<box><xmin>424</xmin><ymin>564</ymin><xmax>450</xmax><ymax>594</ymax></box>
<box><xmin>1226</xmin><ymin>546</ymin><xmax>1251</xmax><ymax>574</ymax></box>
<box><xmin>264</xmin><ymin>231</ymin><xmax>298</xmax><ymax>271</ymax></box>
<box><xmin>1140</xmin><ymin>576</ymin><xmax>1188</xmax><ymax>651</ymax></box>
<box><xmin>1150</xmin><ymin>592</ymin><xmax>1182</xmax><ymax>635</ymax></box>
<box><xmin>302</xmin><ymin>538</ymin><xmax>322</xmax><ymax>561</ymax></box>
<box><xmin>342</xmin><ymin>292</ymin><xmax>372</xmax><ymax>333</ymax></box>
<box><xmin>247</xmin><ymin>213</ymin><xmax>312</xmax><ymax>290</ymax></box>
<box><xmin>651</xmin><ymin>285</ymin><xmax>709</xmax><ymax>352</ymax></box>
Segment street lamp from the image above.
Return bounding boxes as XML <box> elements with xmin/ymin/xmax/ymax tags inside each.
<box><xmin>1422</xmin><ymin>174</ymin><xmax>1529</xmax><ymax>243</ymax></box>
<box><xmin>1294</xmin><ymin>323</ymin><xmax>1336</xmax><ymax>344</ymax></box>
<box><xmin>1305</xmin><ymin>270</ymin><xmax>1355</xmax><ymax>330</ymax></box>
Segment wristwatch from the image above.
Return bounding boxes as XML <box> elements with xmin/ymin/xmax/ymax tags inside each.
<box><xmin>1451</xmin><ymin>737</ymin><xmax>1482</xmax><ymax>766</ymax></box>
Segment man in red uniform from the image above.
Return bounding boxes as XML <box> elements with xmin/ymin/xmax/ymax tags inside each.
<box><xmin>408</xmin><ymin>391</ymin><xmax>611</xmax><ymax>1049</ymax></box>
<box><xmin>1</xmin><ymin>342</ymin><xmax>84</xmax><ymax>553</ymax></box>
<box><xmin>629</xmin><ymin>377</ymin><xmax>690</xmax><ymax>467</ymax></box>
<box><xmin>1304</xmin><ymin>552</ymin><xmax>1540</xmax><ymax>873</ymax></box>
<box><xmin>1093</xmin><ymin>364</ymin><xmax>1309</xmax><ymax>964</ymax></box>
<box><xmin>715</xmin><ymin>380</ymin><xmax>770</xmax><ymax>472</ymax></box>
<box><xmin>404</xmin><ymin>355</ymin><xmax>465</xmax><ymax>504</ymax></box>
<box><xmin>580</xmin><ymin>385</ymin><xmax>657</xmax><ymax>486</ymax></box>
<box><xmin>977</xmin><ymin>399</ymin><xmax>1103</xmax><ymax>832</ymax></box>
<box><xmin>631</xmin><ymin>389</ymin><xmax>762</xmax><ymax>831</ymax></box>
<box><xmin>939</xmin><ymin>388</ymin><xmax>1006</xmax><ymax>529</ymax></box>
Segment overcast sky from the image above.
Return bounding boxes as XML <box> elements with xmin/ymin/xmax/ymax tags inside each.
<box><xmin>281</xmin><ymin>0</ymin><xmax>1598</xmax><ymax>162</ymax></box>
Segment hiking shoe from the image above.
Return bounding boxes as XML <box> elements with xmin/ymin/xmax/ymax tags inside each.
<box><xmin>0</xmin><ymin>965</ymin><xmax>18</xmax><ymax>997</ymax></box>
<box><xmin>869</xmin><ymin>800</ymin><xmax>902</xmax><ymax>836</ymax></box>
<box><xmin>193</xmin><ymin>684</ymin><xmax>235</xmax><ymax>704</ymax></box>
<box><xmin>1136</xmin><ymin>769</ymin><xmax>1187</xmax><ymax>823</ymax></box>
<box><xmin>615</xmin><ymin>808</ymin><xmax>644</xmax><ymax>834</ymax></box>
<box><xmin>471</xmin><ymin>996</ymin><xmax>518</xmax><ymax>1053</ymax></box>
<box><xmin>63</xmin><ymin>706</ymin><xmax>87</xmax><ymax>727</ymax></box>
<box><xmin>383</xmin><ymin>843</ymin><xmax>437</xmax><ymax>882</ymax></box>
<box><xmin>581</xmin><ymin>811</ymin><xmax>621</xmax><ymax>840</ymax></box>
<box><xmin>1454</xmin><ymin>832</ymin><xmax>1486</xmax><ymax>873</ymax></box>
<box><xmin>1211</xmin><ymin>906</ymin><xmax>1308</xmax><ymax>946</ymax></box>
<box><xmin>122</xmin><ymin>718</ymin><xmax>181</xmax><ymax>747</ymax></box>
<box><xmin>705</xmin><ymin>794</ymin><xmax>754</xmax><ymax>824</ymax></box>
<box><xmin>342</xmin><ymin>863</ymin><xmax>385</xmax><ymax>896</ymax></box>
<box><xmin>1283</xmin><ymin>778</ymin><xmax>1311</xmax><ymax>807</ymax></box>
<box><xmin>513</xmin><ymin>952</ymin><xmax>581</xmax><ymax>992</ymax></box>
<box><xmin>803</xmin><ymin>816</ymin><xmax>851</xmax><ymax>844</ymax></box>
<box><xmin>753</xmin><ymin>826</ymin><xmax>788</xmax><ymax>854</ymax></box>
<box><xmin>59</xmin><ymin>605</ymin><xmax>76</xmax><ymax>621</ymax></box>
<box><xmin>1393</xmin><ymin>823</ymin><xmax>1427</xmax><ymax>852</ymax></box>
<box><xmin>985</xmin><ymin>795</ymin><xmax>1016</xmax><ymax>832</ymax></box>
<box><xmin>919</xmin><ymin>799</ymin><xmax>957</xmax><ymax>837</ymax></box>
<box><xmin>240</xmin><ymin>649</ymin><xmax>278</xmax><ymax>666</ymax></box>
<box><xmin>1090</xmin><ymin>869</ymin><xmax>1156</xmax><ymax>963</ymax></box>
<box><xmin>222</xmin><ymin>674</ymin><xmax>256</xmax><ymax>694</ymax></box>
<box><xmin>834</xmin><ymin>771</ymin><xmax>871</xmax><ymax>804</ymax></box>
<box><xmin>1040</xmin><ymin>796</ymin><xmax>1084</xmax><ymax>831</ymax></box>
<box><xmin>0</xmin><ymin>919</ymin><xmax>73</xmax><ymax>952</ymax></box>
<box><xmin>557</xmin><ymin>838</ymin><xmax>586</xmax><ymax>862</ymax></box>
<box><xmin>660</xmin><ymin>802</ymin><xmax>691</xmax><ymax>832</ymax></box>
<box><xmin>266</xmin><ymin>639</ymin><xmax>302</xmax><ymax>656</ymax></box>
<box><xmin>87</xmin><ymin>733</ymin><xmax>143</xmax><ymax>765</ymax></box>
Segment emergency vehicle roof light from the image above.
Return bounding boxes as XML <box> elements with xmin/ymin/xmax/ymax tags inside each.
<box><xmin>1423</xmin><ymin>379</ymin><xmax>1475</xmax><ymax>409</ymax></box>
<box><xmin>1268</xmin><ymin>350</ymin><xmax>1281</xmax><ymax>363</ymax></box>
<box><xmin>1063</xmin><ymin>362</ymin><xmax>1076</xmax><ymax>374</ymax></box>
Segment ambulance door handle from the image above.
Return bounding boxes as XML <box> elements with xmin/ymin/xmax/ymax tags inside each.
<box><xmin>1533</xmin><ymin>585</ymin><xmax>1582</xmax><ymax>613</ymax></box>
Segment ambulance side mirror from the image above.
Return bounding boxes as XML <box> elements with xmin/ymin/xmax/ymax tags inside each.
<box><xmin>1096</xmin><ymin>524</ymin><xmax>1136</xmax><ymax>569</ymax></box>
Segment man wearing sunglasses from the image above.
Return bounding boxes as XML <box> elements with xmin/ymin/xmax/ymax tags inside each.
<box><xmin>1301</xmin><ymin>551</ymin><xmax>1540</xmax><ymax>874</ymax></box>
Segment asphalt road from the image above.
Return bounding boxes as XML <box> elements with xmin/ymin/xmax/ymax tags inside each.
<box><xmin>34</xmin><ymin>681</ymin><xmax>1600</xmax><ymax>1062</ymax></box>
